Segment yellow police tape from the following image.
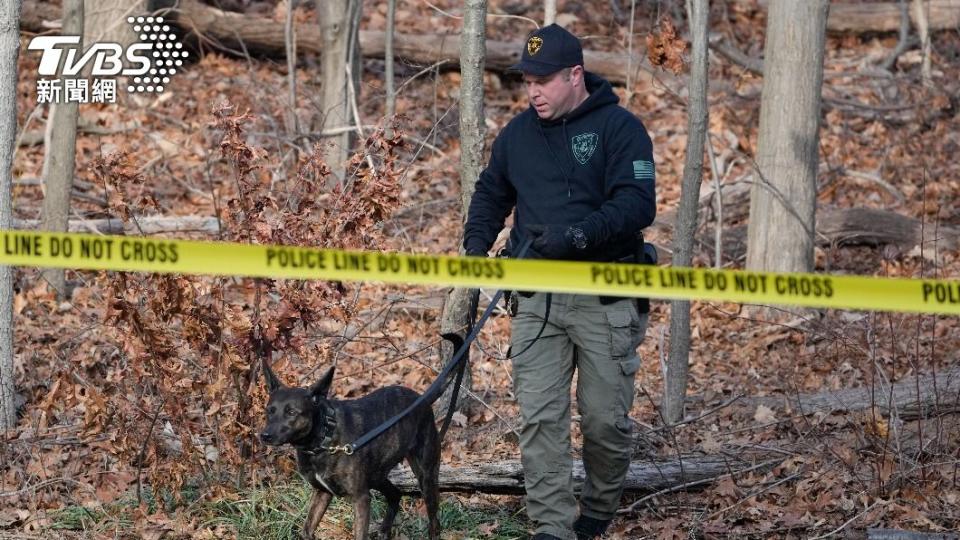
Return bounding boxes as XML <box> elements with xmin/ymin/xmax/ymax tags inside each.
<box><xmin>0</xmin><ymin>230</ymin><xmax>958</xmax><ymax>315</ymax></box>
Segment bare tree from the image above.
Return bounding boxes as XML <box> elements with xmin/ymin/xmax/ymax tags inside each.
<box><xmin>319</xmin><ymin>0</ymin><xmax>361</xmax><ymax>184</ymax></box>
<box><xmin>437</xmin><ymin>0</ymin><xmax>486</xmax><ymax>418</ymax></box>
<box><xmin>39</xmin><ymin>0</ymin><xmax>82</xmax><ymax>298</ymax></box>
<box><xmin>384</xmin><ymin>0</ymin><xmax>397</xmax><ymax>137</ymax></box>
<box><xmin>911</xmin><ymin>0</ymin><xmax>932</xmax><ymax>86</ymax></box>
<box><xmin>662</xmin><ymin>0</ymin><xmax>708</xmax><ymax>424</ymax></box>
<box><xmin>745</xmin><ymin>0</ymin><xmax>829</xmax><ymax>275</ymax></box>
<box><xmin>0</xmin><ymin>0</ymin><xmax>22</xmax><ymax>432</ymax></box>
<box><xmin>284</xmin><ymin>0</ymin><xmax>299</xmax><ymax>139</ymax></box>
<box><xmin>544</xmin><ymin>0</ymin><xmax>556</xmax><ymax>25</ymax></box>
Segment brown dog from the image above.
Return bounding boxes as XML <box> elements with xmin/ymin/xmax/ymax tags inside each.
<box><xmin>259</xmin><ymin>346</ymin><xmax>451</xmax><ymax>540</ymax></box>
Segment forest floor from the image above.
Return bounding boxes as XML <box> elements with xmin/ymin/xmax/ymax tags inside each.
<box><xmin>3</xmin><ymin>1</ymin><xmax>960</xmax><ymax>538</ymax></box>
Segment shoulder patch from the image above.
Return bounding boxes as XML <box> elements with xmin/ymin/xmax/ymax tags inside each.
<box><xmin>632</xmin><ymin>159</ymin><xmax>655</xmax><ymax>181</ymax></box>
<box><xmin>571</xmin><ymin>133</ymin><xmax>598</xmax><ymax>165</ymax></box>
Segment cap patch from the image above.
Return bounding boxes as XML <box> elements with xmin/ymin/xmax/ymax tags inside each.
<box><xmin>527</xmin><ymin>36</ymin><xmax>543</xmax><ymax>56</ymax></box>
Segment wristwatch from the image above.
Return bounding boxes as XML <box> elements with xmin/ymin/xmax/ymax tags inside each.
<box><xmin>567</xmin><ymin>226</ymin><xmax>588</xmax><ymax>250</ymax></box>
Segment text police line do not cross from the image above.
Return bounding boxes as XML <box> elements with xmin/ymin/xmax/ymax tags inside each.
<box><xmin>1</xmin><ymin>231</ymin><xmax>958</xmax><ymax>315</ymax></box>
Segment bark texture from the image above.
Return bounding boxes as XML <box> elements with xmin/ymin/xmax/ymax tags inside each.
<box><xmin>664</xmin><ymin>0</ymin><xmax>708</xmax><ymax>424</ymax></box>
<box><xmin>0</xmin><ymin>0</ymin><xmax>22</xmax><ymax>431</ymax></box>
<box><xmin>746</xmin><ymin>0</ymin><xmax>829</xmax><ymax>275</ymax></box>
<box><xmin>39</xmin><ymin>0</ymin><xmax>82</xmax><ymax>297</ymax></box>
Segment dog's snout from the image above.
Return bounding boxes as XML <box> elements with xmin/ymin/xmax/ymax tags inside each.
<box><xmin>260</xmin><ymin>431</ymin><xmax>275</xmax><ymax>444</ymax></box>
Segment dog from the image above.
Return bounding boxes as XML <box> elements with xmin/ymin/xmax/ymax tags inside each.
<box><xmin>259</xmin><ymin>335</ymin><xmax>462</xmax><ymax>540</ymax></box>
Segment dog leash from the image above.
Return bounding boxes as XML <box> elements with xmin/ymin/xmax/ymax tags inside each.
<box><xmin>344</xmin><ymin>237</ymin><xmax>549</xmax><ymax>454</ymax></box>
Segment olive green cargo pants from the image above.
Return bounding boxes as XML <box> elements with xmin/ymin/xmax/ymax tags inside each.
<box><xmin>511</xmin><ymin>292</ymin><xmax>648</xmax><ymax>540</ymax></box>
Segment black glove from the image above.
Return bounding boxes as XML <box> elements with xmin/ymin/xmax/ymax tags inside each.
<box><xmin>527</xmin><ymin>224</ymin><xmax>588</xmax><ymax>259</ymax></box>
<box><xmin>465</xmin><ymin>247</ymin><xmax>487</xmax><ymax>257</ymax></box>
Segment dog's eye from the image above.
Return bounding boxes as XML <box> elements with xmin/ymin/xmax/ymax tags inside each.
<box><xmin>286</xmin><ymin>408</ymin><xmax>298</xmax><ymax>417</ymax></box>
<box><xmin>267</xmin><ymin>407</ymin><xmax>275</xmax><ymax>415</ymax></box>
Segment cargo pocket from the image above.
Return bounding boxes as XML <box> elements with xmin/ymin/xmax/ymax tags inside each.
<box><xmin>605</xmin><ymin>309</ymin><xmax>639</xmax><ymax>358</ymax></box>
<box><xmin>607</xmin><ymin>311</ymin><xmax>640</xmax><ymax>422</ymax></box>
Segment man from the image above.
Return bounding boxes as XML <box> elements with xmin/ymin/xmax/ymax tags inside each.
<box><xmin>463</xmin><ymin>24</ymin><xmax>656</xmax><ymax>540</ymax></box>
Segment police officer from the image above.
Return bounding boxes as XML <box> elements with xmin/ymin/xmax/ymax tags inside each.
<box><xmin>464</xmin><ymin>24</ymin><xmax>656</xmax><ymax>540</ymax></box>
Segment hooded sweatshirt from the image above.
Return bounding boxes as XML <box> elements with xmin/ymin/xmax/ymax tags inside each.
<box><xmin>464</xmin><ymin>72</ymin><xmax>656</xmax><ymax>262</ymax></box>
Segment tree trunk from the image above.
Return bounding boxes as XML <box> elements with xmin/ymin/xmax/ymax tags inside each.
<box><xmin>39</xmin><ymin>0</ymin><xmax>82</xmax><ymax>298</ymax></box>
<box><xmin>543</xmin><ymin>0</ymin><xmax>556</xmax><ymax>26</ymax></box>
<box><xmin>0</xmin><ymin>0</ymin><xmax>21</xmax><ymax>432</ymax></box>
<box><xmin>83</xmin><ymin>0</ymin><xmax>142</xmax><ymax>48</ymax></box>
<box><xmin>911</xmin><ymin>0</ymin><xmax>933</xmax><ymax>86</ymax></box>
<box><xmin>663</xmin><ymin>0</ymin><xmax>708</xmax><ymax>425</ymax></box>
<box><xmin>436</xmin><ymin>0</ymin><xmax>486</xmax><ymax>420</ymax></box>
<box><xmin>745</xmin><ymin>0</ymin><xmax>828</xmax><ymax>276</ymax></box>
<box><xmin>387</xmin><ymin>454</ymin><xmax>780</xmax><ymax>495</ymax></box>
<box><xmin>318</xmin><ymin>0</ymin><xmax>360</xmax><ymax>184</ymax></box>
<box><xmin>383</xmin><ymin>0</ymin><xmax>396</xmax><ymax>137</ymax></box>
<box><xmin>284</xmin><ymin>0</ymin><xmax>299</xmax><ymax>138</ymax></box>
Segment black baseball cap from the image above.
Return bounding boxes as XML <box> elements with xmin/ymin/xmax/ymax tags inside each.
<box><xmin>509</xmin><ymin>23</ymin><xmax>584</xmax><ymax>76</ymax></box>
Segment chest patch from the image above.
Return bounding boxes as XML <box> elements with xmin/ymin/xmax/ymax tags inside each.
<box><xmin>571</xmin><ymin>133</ymin><xmax>598</xmax><ymax>165</ymax></box>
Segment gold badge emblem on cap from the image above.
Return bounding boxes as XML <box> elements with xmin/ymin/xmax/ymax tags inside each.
<box><xmin>527</xmin><ymin>36</ymin><xmax>543</xmax><ymax>56</ymax></box>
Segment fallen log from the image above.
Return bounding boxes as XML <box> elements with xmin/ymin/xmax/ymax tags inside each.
<box><xmin>18</xmin><ymin>0</ymin><xmax>666</xmax><ymax>88</ymax></box>
<box><xmin>387</xmin><ymin>455</ymin><xmax>780</xmax><ymax>495</ymax></box>
<box><xmin>817</xmin><ymin>208</ymin><xmax>960</xmax><ymax>252</ymax></box>
<box><xmin>169</xmin><ymin>0</ymin><xmax>666</xmax><ymax>88</ymax></box>
<box><xmin>826</xmin><ymin>0</ymin><xmax>960</xmax><ymax>34</ymax></box>
<box><xmin>741</xmin><ymin>0</ymin><xmax>960</xmax><ymax>33</ymax></box>
<box><xmin>754</xmin><ymin>367</ymin><xmax>960</xmax><ymax>419</ymax></box>
<box><xmin>867</xmin><ymin>529</ymin><xmax>959</xmax><ymax>540</ymax></box>
<box><xmin>12</xmin><ymin>215</ymin><xmax>220</xmax><ymax>235</ymax></box>
<box><xmin>649</xmin><ymin>182</ymin><xmax>960</xmax><ymax>264</ymax></box>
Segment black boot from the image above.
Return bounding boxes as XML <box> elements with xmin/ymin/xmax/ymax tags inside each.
<box><xmin>573</xmin><ymin>515</ymin><xmax>610</xmax><ymax>540</ymax></box>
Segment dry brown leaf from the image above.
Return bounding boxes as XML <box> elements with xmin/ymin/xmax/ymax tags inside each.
<box><xmin>646</xmin><ymin>17</ymin><xmax>686</xmax><ymax>75</ymax></box>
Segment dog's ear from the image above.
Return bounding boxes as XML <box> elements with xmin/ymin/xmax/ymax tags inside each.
<box><xmin>310</xmin><ymin>365</ymin><xmax>335</xmax><ymax>401</ymax></box>
<box><xmin>262</xmin><ymin>358</ymin><xmax>282</xmax><ymax>392</ymax></box>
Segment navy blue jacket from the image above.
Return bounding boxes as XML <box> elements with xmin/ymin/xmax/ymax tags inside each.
<box><xmin>464</xmin><ymin>72</ymin><xmax>656</xmax><ymax>262</ymax></box>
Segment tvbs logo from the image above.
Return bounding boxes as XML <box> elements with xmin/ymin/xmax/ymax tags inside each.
<box><xmin>28</xmin><ymin>15</ymin><xmax>187</xmax><ymax>104</ymax></box>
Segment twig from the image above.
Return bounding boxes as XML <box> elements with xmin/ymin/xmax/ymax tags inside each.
<box><xmin>344</xmin><ymin>64</ymin><xmax>376</xmax><ymax>171</ymax></box>
<box><xmin>844</xmin><ymin>168</ymin><xmax>906</xmax><ymax>204</ymax></box>
<box><xmin>705</xmin><ymin>134</ymin><xmax>723</xmax><ymax>267</ymax></box>
<box><xmin>618</xmin><ymin>458</ymin><xmax>783</xmax><ymax>514</ymax></box>
<box><xmin>707</xmin><ymin>471</ymin><xmax>803</xmax><ymax>520</ymax></box>
<box><xmin>0</xmin><ymin>477</ymin><xmax>85</xmax><ymax>498</ymax></box>
<box><xmin>658</xmin><ymin>325</ymin><xmax>668</xmax><ymax>385</ymax></box>
<box><xmin>808</xmin><ymin>500</ymin><xmax>884</xmax><ymax>540</ymax></box>
<box><xmin>881</xmin><ymin>0</ymin><xmax>914</xmax><ymax>72</ymax></box>
<box><xmin>651</xmin><ymin>394</ymin><xmax>743</xmax><ymax>432</ymax></box>
<box><xmin>136</xmin><ymin>395</ymin><xmax>167</xmax><ymax>504</ymax></box>
<box><xmin>394</xmin><ymin>60</ymin><xmax>449</xmax><ymax>97</ymax></box>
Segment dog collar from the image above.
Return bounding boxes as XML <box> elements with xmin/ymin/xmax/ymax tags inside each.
<box><xmin>304</xmin><ymin>403</ymin><xmax>353</xmax><ymax>456</ymax></box>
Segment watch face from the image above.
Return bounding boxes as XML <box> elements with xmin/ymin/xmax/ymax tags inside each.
<box><xmin>570</xmin><ymin>227</ymin><xmax>588</xmax><ymax>250</ymax></box>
